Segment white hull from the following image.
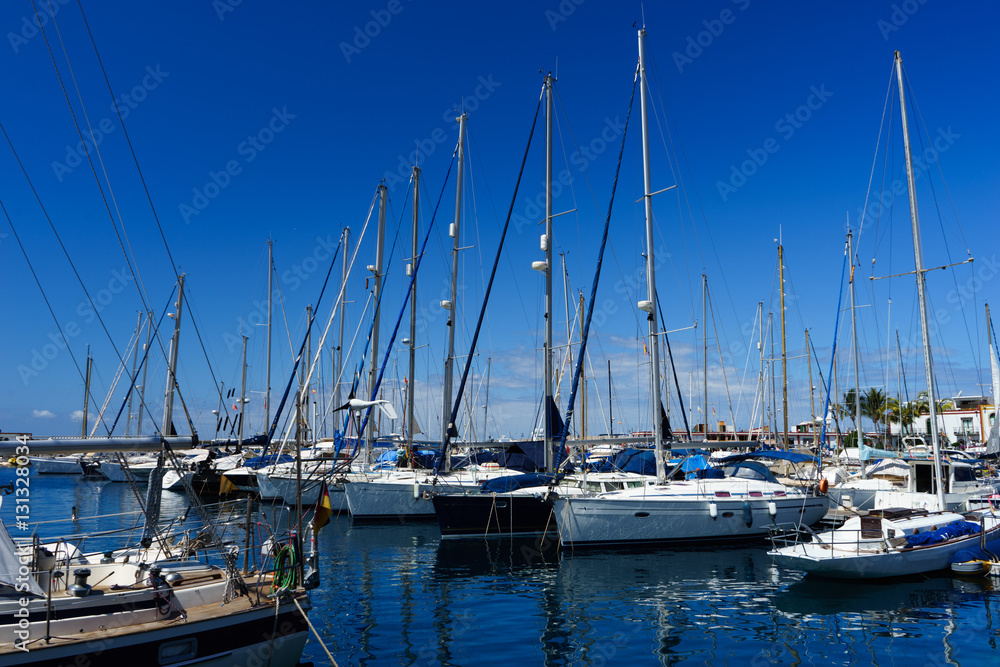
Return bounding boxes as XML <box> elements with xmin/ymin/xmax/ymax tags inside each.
<box><xmin>770</xmin><ymin>510</ymin><xmax>1000</xmax><ymax>578</ymax></box>
<box><xmin>99</xmin><ymin>460</ymin><xmax>157</xmax><ymax>482</ymax></box>
<box><xmin>552</xmin><ymin>481</ymin><xmax>828</xmax><ymax>547</ymax></box>
<box><xmin>345</xmin><ymin>470</ymin><xmax>510</xmax><ymax>519</ymax></box>
<box><xmin>28</xmin><ymin>456</ymin><xmax>83</xmax><ymax>474</ymax></box>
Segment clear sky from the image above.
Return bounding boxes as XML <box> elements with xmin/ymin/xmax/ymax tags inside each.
<box><xmin>1</xmin><ymin>0</ymin><xmax>998</xmax><ymax>443</ymax></box>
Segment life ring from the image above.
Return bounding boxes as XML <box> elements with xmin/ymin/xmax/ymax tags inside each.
<box><xmin>818</xmin><ymin>478</ymin><xmax>829</xmax><ymax>494</ymax></box>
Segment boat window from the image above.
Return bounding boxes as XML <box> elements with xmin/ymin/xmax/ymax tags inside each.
<box><xmin>953</xmin><ymin>466</ymin><xmax>976</xmax><ymax>483</ymax></box>
<box><xmin>585</xmin><ymin>482</ymin><xmax>604</xmax><ymax>492</ymax></box>
<box><xmin>158</xmin><ymin>638</ymin><xmax>198</xmax><ymax>664</ymax></box>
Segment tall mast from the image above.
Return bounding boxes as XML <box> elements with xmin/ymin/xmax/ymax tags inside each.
<box><xmin>440</xmin><ymin>114</ymin><xmax>466</xmax><ymax>472</ymax></box>
<box><xmin>638</xmin><ymin>28</ymin><xmax>665</xmax><ymax>483</ymax></box>
<box><xmin>137</xmin><ymin>310</ymin><xmax>152</xmax><ymax>436</ymax></box>
<box><xmin>367</xmin><ymin>186</ymin><xmax>387</xmax><ymax>468</ymax></box>
<box><xmin>769</xmin><ymin>312</ymin><xmax>777</xmax><ymax>444</ymax></box>
<box><xmin>608</xmin><ymin>359</ymin><xmax>613</xmax><ymax>438</ymax></box>
<box><xmin>543</xmin><ymin>73</ymin><xmax>555</xmax><ymax>470</ymax></box>
<box><xmin>81</xmin><ymin>346</ymin><xmax>92</xmax><ymax>438</ymax></box>
<box><xmin>848</xmin><ymin>231</ymin><xmax>863</xmax><ymax>468</ymax></box>
<box><xmin>779</xmin><ymin>244</ymin><xmax>788</xmax><ymax>449</ymax></box>
<box><xmin>702</xmin><ymin>273</ymin><xmax>708</xmax><ymax>438</ymax></box>
<box><xmin>757</xmin><ymin>302</ymin><xmax>764</xmax><ymax>438</ymax></box>
<box><xmin>806</xmin><ymin>328</ymin><xmax>817</xmax><ymax>449</ymax></box>
<box><xmin>126</xmin><ymin>314</ymin><xmax>141</xmax><ymax>436</ymax></box>
<box><xmin>579</xmin><ymin>291</ymin><xmax>587</xmax><ymax>439</ymax></box>
<box><xmin>304</xmin><ymin>304</ymin><xmax>312</xmax><ymax>443</ymax></box>
<box><xmin>407</xmin><ymin>165</ymin><xmax>420</xmax><ymax>452</ymax></box>
<box><xmin>895</xmin><ymin>50</ymin><xmax>945</xmax><ymax>511</ymax></box>
<box><xmin>163</xmin><ymin>274</ymin><xmax>185</xmax><ymax>435</ymax></box>
<box><xmin>238</xmin><ymin>335</ymin><xmax>248</xmax><ymax>450</ymax></box>
<box><xmin>265</xmin><ymin>239</ymin><xmax>273</xmax><ymax>431</ymax></box>
<box><xmin>336</xmin><ymin>228</ymin><xmax>350</xmax><ymax>422</ymax></box>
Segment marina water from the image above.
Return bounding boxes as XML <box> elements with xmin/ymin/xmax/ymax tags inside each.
<box><xmin>4</xmin><ymin>469</ymin><xmax>999</xmax><ymax>665</ymax></box>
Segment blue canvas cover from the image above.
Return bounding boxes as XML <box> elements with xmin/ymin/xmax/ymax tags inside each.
<box><xmin>905</xmin><ymin>520</ymin><xmax>980</xmax><ymax>547</ymax></box>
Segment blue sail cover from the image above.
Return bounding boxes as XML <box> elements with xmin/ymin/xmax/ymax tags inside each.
<box><xmin>715</xmin><ymin>449</ymin><xmax>820</xmax><ymax>466</ymax></box>
<box><xmin>906</xmin><ymin>520</ymin><xmax>979</xmax><ymax>547</ymax></box>
<box><xmin>245</xmin><ymin>453</ymin><xmax>294</xmax><ymax>469</ymax></box>
<box><xmin>480</xmin><ymin>472</ymin><xmax>564</xmax><ymax>494</ymax></box>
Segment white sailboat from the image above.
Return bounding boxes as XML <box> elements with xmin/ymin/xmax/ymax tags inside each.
<box><xmin>551</xmin><ymin>28</ymin><xmax>828</xmax><ymax>548</ymax></box>
<box><xmin>769</xmin><ymin>51</ymin><xmax>1000</xmax><ymax>578</ymax></box>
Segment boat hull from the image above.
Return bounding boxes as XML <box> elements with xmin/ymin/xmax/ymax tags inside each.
<box><xmin>433</xmin><ymin>493</ymin><xmax>555</xmax><ymax>538</ymax></box>
<box><xmin>345</xmin><ymin>475</ymin><xmax>487</xmax><ymax>520</ymax></box>
<box><xmin>0</xmin><ymin>593</ymin><xmax>308</xmax><ymax>667</ymax></box>
<box><xmin>552</xmin><ymin>493</ymin><xmax>828</xmax><ymax>548</ymax></box>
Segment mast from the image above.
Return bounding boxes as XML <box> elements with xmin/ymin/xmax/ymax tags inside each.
<box><xmin>779</xmin><ymin>244</ymin><xmax>788</xmax><ymax>449</ymax></box>
<box><xmin>896</xmin><ymin>329</ymin><xmax>904</xmax><ymax>440</ymax></box>
<box><xmin>440</xmin><ymin>114</ymin><xmax>466</xmax><ymax>472</ymax></box>
<box><xmin>265</xmin><ymin>239</ymin><xmax>273</xmax><ymax>431</ymax></box>
<box><xmin>638</xmin><ymin>28</ymin><xmax>665</xmax><ymax>484</ymax></box>
<box><xmin>163</xmin><ymin>274</ymin><xmax>184</xmax><ymax>436</ymax></box>
<box><xmin>81</xmin><ymin>346</ymin><xmax>92</xmax><ymax>438</ymax></box>
<box><xmin>608</xmin><ymin>359</ymin><xmax>613</xmax><ymax>437</ymax></box>
<box><xmin>407</xmin><ymin>165</ymin><xmax>420</xmax><ymax>452</ymax></box>
<box><xmin>126</xmin><ymin>314</ymin><xmax>141</xmax><ymax>436</ymax></box>
<box><xmin>304</xmin><ymin>304</ymin><xmax>312</xmax><ymax>443</ymax></box>
<box><xmin>543</xmin><ymin>73</ymin><xmax>555</xmax><ymax>470</ymax></box>
<box><xmin>806</xmin><ymin>328</ymin><xmax>817</xmax><ymax>449</ymax></box>
<box><xmin>895</xmin><ymin>50</ymin><xmax>945</xmax><ymax>511</ymax></box>
<box><xmin>702</xmin><ymin>273</ymin><xmax>708</xmax><ymax>439</ymax></box>
<box><xmin>137</xmin><ymin>310</ymin><xmax>152</xmax><ymax>436</ymax></box>
<box><xmin>336</xmin><ymin>228</ymin><xmax>350</xmax><ymax>424</ymax></box>
<box><xmin>367</xmin><ymin>186</ymin><xmax>387</xmax><ymax>469</ymax></box>
<box><xmin>757</xmin><ymin>302</ymin><xmax>764</xmax><ymax>439</ymax></box>
<box><xmin>238</xmin><ymin>335</ymin><xmax>248</xmax><ymax>451</ymax></box>
<box><xmin>848</xmin><ymin>231</ymin><xmax>864</xmax><ymax>470</ymax></box>
<box><xmin>769</xmin><ymin>312</ymin><xmax>777</xmax><ymax>445</ymax></box>
<box><xmin>579</xmin><ymin>291</ymin><xmax>587</xmax><ymax>439</ymax></box>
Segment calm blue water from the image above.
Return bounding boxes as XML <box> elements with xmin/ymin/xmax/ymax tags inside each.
<box><xmin>5</xmin><ymin>468</ymin><xmax>1000</xmax><ymax>665</ymax></box>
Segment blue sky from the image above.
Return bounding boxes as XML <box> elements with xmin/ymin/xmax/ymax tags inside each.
<box><xmin>1</xmin><ymin>0</ymin><xmax>998</xmax><ymax>442</ymax></box>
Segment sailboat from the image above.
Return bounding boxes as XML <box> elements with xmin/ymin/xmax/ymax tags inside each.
<box><xmin>0</xmin><ymin>275</ymin><xmax>317</xmax><ymax>663</ymax></box>
<box><xmin>343</xmin><ymin>114</ymin><xmax>526</xmax><ymax>520</ymax></box>
<box><xmin>769</xmin><ymin>51</ymin><xmax>1000</xmax><ymax>578</ymax></box>
<box><xmin>550</xmin><ymin>28</ymin><xmax>828</xmax><ymax>549</ymax></box>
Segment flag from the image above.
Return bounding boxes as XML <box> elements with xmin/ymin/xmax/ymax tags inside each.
<box><xmin>313</xmin><ymin>481</ymin><xmax>332</xmax><ymax>531</ymax></box>
<box><xmin>219</xmin><ymin>473</ymin><xmax>237</xmax><ymax>495</ymax></box>
<box><xmin>643</xmin><ymin>341</ymin><xmax>648</xmax><ymax>355</ymax></box>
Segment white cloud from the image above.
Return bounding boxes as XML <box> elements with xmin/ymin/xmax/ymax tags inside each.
<box><xmin>70</xmin><ymin>410</ymin><xmax>97</xmax><ymax>422</ymax></box>
<box><xmin>32</xmin><ymin>409</ymin><xmax>55</xmax><ymax>419</ymax></box>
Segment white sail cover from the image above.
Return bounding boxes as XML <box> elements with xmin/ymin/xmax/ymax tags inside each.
<box><xmin>987</xmin><ymin>336</ymin><xmax>1000</xmax><ymax>456</ymax></box>
<box><xmin>0</xmin><ymin>497</ymin><xmax>46</xmax><ymax>597</ymax></box>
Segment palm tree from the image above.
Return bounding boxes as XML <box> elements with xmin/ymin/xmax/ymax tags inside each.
<box><xmin>886</xmin><ymin>397</ymin><xmax>918</xmax><ymax>436</ymax></box>
<box><xmin>860</xmin><ymin>388</ymin><xmax>889</xmax><ymax>438</ymax></box>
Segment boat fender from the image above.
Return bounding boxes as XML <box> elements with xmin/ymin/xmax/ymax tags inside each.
<box><xmin>413</xmin><ymin>482</ymin><xmax>420</xmax><ymax>499</ymax></box>
<box><xmin>709</xmin><ymin>502</ymin><xmax>718</xmax><ymax>520</ymax></box>
<box><xmin>742</xmin><ymin>501</ymin><xmax>753</xmax><ymax>527</ymax></box>
<box><xmin>818</xmin><ymin>478</ymin><xmax>829</xmax><ymax>494</ymax></box>
<box><xmin>768</xmin><ymin>501</ymin><xmax>777</xmax><ymax>518</ymax></box>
